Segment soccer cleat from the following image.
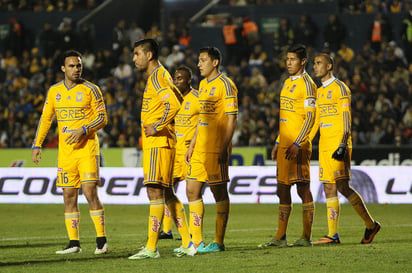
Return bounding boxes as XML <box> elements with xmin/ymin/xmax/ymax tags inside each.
<box><xmin>173</xmin><ymin>245</ymin><xmax>183</xmax><ymax>253</ymax></box>
<box><xmin>175</xmin><ymin>242</ymin><xmax>198</xmax><ymax>257</ymax></box>
<box><xmin>198</xmin><ymin>242</ymin><xmax>225</xmax><ymax>253</ymax></box>
<box><xmin>289</xmin><ymin>238</ymin><xmax>313</xmax><ymax>247</ymax></box>
<box><xmin>128</xmin><ymin>247</ymin><xmax>160</xmax><ymax>260</ymax></box>
<box><xmin>94</xmin><ymin>243</ymin><xmax>108</xmax><ymax>254</ymax></box>
<box><xmin>361</xmin><ymin>221</ymin><xmax>381</xmax><ymax>244</ymax></box>
<box><xmin>313</xmin><ymin>236</ymin><xmax>340</xmax><ymax>244</ymax></box>
<box><xmin>56</xmin><ymin>245</ymin><xmax>82</xmax><ymax>254</ymax></box>
<box><xmin>258</xmin><ymin>238</ymin><xmax>287</xmax><ymax>248</ymax></box>
<box><xmin>196</xmin><ymin>241</ymin><xmax>205</xmax><ymax>251</ymax></box>
<box><xmin>158</xmin><ymin>231</ymin><xmax>173</xmax><ymax>240</ymax></box>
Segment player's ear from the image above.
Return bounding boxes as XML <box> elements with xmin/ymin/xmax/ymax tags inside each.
<box><xmin>61</xmin><ymin>65</ymin><xmax>65</xmax><ymax>73</ymax></box>
<box><xmin>212</xmin><ymin>59</ymin><xmax>219</xmax><ymax>68</ymax></box>
<box><xmin>147</xmin><ymin>51</ymin><xmax>153</xmax><ymax>61</ymax></box>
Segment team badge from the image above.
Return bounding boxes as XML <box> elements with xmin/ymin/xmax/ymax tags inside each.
<box><xmin>289</xmin><ymin>84</ymin><xmax>297</xmax><ymax>93</ymax></box>
<box><xmin>185</xmin><ymin>102</ymin><xmax>191</xmax><ymax>110</ymax></box>
<box><xmin>76</xmin><ymin>92</ymin><xmax>83</xmax><ymax>102</ymax></box>
<box><xmin>209</xmin><ymin>87</ymin><xmax>216</xmax><ymax>96</ymax></box>
<box><xmin>327</xmin><ymin>90</ymin><xmax>333</xmax><ymax>99</ymax></box>
<box><xmin>56</xmin><ymin>93</ymin><xmax>61</xmax><ymax>102</ymax></box>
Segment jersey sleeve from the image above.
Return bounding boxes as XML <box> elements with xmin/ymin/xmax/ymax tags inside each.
<box><xmin>32</xmin><ymin>89</ymin><xmax>55</xmax><ymax>149</ymax></box>
<box><xmin>308</xmin><ymin>92</ymin><xmax>320</xmax><ymax>142</ymax></box>
<box><xmin>82</xmin><ymin>84</ymin><xmax>108</xmax><ymax>135</ymax></box>
<box><xmin>152</xmin><ymin>73</ymin><xmax>181</xmax><ymax>133</ymax></box>
<box><xmin>293</xmin><ymin>80</ymin><xmax>316</xmax><ymax>147</ymax></box>
<box><xmin>339</xmin><ymin>85</ymin><xmax>351</xmax><ymax>145</ymax></box>
<box><xmin>222</xmin><ymin>77</ymin><xmax>238</xmax><ymax>115</ymax></box>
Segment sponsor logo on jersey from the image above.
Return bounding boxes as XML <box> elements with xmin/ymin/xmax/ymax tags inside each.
<box><xmin>76</xmin><ymin>92</ymin><xmax>83</xmax><ymax>102</ymax></box>
<box><xmin>319</xmin><ymin>104</ymin><xmax>338</xmax><ymax>115</ymax></box>
<box><xmin>227</xmin><ymin>102</ymin><xmax>238</xmax><ymax>108</ymax></box>
<box><xmin>304</xmin><ymin>98</ymin><xmax>316</xmax><ymax>108</ymax></box>
<box><xmin>83</xmin><ymin>172</ymin><xmax>97</xmax><ymax>179</ymax></box>
<box><xmin>320</xmin><ymin>122</ymin><xmax>332</xmax><ymax>128</ymax></box>
<box><xmin>56</xmin><ymin>108</ymin><xmax>86</xmax><ymax>120</ymax></box>
<box><xmin>280</xmin><ymin>97</ymin><xmax>294</xmax><ymax>110</ymax></box>
<box><xmin>62</xmin><ymin>126</ymin><xmax>76</xmax><ymax>133</ymax></box>
<box><xmin>56</xmin><ymin>93</ymin><xmax>61</xmax><ymax>102</ymax></box>
<box><xmin>200</xmin><ymin>101</ymin><xmax>216</xmax><ymax>113</ymax></box>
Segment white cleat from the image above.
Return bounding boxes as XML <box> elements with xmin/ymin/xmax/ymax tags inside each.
<box><xmin>56</xmin><ymin>246</ymin><xmax>82</xmax><ymax>254</ymax></box>
<box><xmin>95</xmin><ymin>243</ymin><xmax>108</xmax><ymax>254</ymax></box>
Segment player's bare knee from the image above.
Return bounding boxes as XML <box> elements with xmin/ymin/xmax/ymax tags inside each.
<box><xmin>336</xmin><ymin>180</ymin><xmax>353</xmax><ymax>197</ymax></box>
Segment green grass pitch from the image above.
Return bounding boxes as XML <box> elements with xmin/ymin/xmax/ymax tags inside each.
<box><xmin>0</xmin><ymin>203</ymin><xmax>411</xmax><ymax>272</ymax></box>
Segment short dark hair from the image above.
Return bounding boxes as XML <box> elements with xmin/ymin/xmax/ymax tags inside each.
<box><xmin>317</xmin><ymin>53</ymin><xmax>334</xmax><ymax>72</ymax></box>
<box><xmin>61</xmin><ymin>50</ymin><xmax>82</xmax><ymax>66</ymax></box>
<box><xmin>199</xmin><ymin>46</ymin><xmax>222</xmax><ymax>68</ymax></box>
<box><xmin>175</xmin><ymin>65</ymin><xmax>192</xmax><ymax>79</ymax></box>
<box><xmin>134</xmin><ymin>38</ymin><xmax>159</xmax><ymax>60</ymax></box>
<box><xmin>287</xmin><ymin>44</ymin><xmax>307</xmax><ymax>60</ymax></box>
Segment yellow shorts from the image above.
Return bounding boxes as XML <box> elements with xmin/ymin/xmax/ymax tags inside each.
<box><xmin>173</xmin><ymin>152</ymin><xmax>188</xmax><ymax>182</ymax></box>
<box><xmin>143</xmin><ymin>147</ymin><xmax>175</xmax><ymax>188</ymax></box>
<box><xmin>186</xmin><ymin>150</ymin><xmax>229</xmax><ymax>185</ymax></box>
<box><xmin>276</xmin><ymin>147</ymin><xmax>311</xmax><ymax>185</ymax></box>
<box><xmin>319</xmin><ymin>148</ymin><xmax>351</xmax><ymax>184</ymax></box>
<box><xmin>57</xmin><ymin>155</ymin><xmax>101</xmax><ymax>188</ymax></box>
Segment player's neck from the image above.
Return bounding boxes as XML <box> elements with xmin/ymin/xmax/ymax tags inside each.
<box><xmin>64</xmin><ymin>78</ymin><xmax>78</xmax><ymax>89</ymax></box>
<box><xmin>290</xmin><ymin>68</ymin><xmax>304</xmax><ymax>77</ymax></box>
<box><xmin>321</xmin><ymin>73</ymin><xmax>332</xmax><ymax>83</ymax></box>
<box><xmin>146</xmin><ymin>60</ymin><xmax>161</xmax><ymax>76</ymax></box>
<box><xmin>182</xmin><ymin>86</ymin><xmax>191</xmax><ymax>96</ymax></box>
<box><xmin>206</xmin><ymin>69</ymin><xmax>220</xmax><ymax>81</ymax></box>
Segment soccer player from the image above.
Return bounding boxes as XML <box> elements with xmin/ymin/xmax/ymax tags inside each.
<box><xmin>259</xmin><ymin>44</ymin><xmax>316</xmax><ymax>248</ymax></box>
<box><xmin>310</xmin><ymin>53</ymin><xmax>381</xmax><ymax>244</ymax></box>
<box><xmin>32</xmin><ymin>50</ymin><xmax>108</xmax><ymax>254</ymax></box>
<box><xmin>128</xmin><ymin>39</ymin><xmax>196</xmax><ymax>260</ymax></box>
<box><xmin>185</xmin><ymin>46</ymin><xmax>238</xmax><ymax>252</ymax></box>
<box><xmin>159</xmin><ymin>66</ymin><xmax>199</xmax><ymax>240</ymax></box>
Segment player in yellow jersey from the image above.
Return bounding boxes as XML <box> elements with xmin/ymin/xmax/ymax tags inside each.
<box><xmin>128</xmin><ymin>39</ymin><xmax>196</xmax><ymax>260</ymax></box>
<box><xmin>185</xmin><ymin>46</ymin><xmax>238</xmax><ymax>253</ymax></box>
<box><xmin>159</xmin><ymin>65</ymin><xmax>199</xmax><ymax>240</ymax></box>
<box><xmin>311</xmin><ymin>54</ymin><xmax>381</xmax><ymax>245</ymax></box>
<box><xmin>259</xmin><ymin>44</ymin><xmax>316</xmax><ymax>248</ymax></box>
<box><xmin>31</xmin><ymin>50</ymin><xmax>108</xmax><ymax>254</ymax></box>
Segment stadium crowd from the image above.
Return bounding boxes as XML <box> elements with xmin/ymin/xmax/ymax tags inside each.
<box><xmin>0</xmin><ymin>5</ymin><xmax>412</xmax><ymax>149</ymax></box>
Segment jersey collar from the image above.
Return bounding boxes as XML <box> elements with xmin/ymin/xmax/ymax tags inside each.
<box><xmin>290</xmin><ymin>70</ymin><xmax>306</xmax><ymax>81</ymax></box>
<box><xmin>207</xmin><ymin>72</ymin><xmax>222</xmax><ymax>83</ymax></box>
<box><xmin>322</xmin><ymin>75</ymin><xmax>336</xmax><ymax>88</ymax></box>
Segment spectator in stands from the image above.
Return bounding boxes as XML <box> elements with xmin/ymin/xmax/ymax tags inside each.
<box><xmin>368</xmin><ymin>13</ymin><xmax>393</xmax><ymax>54</ymax></box>
<box><xmin>274</xmin><ymin>17</ymin><xmax>294</xmax><ymax>55</ymax></box>
<box><xmin>38</xmin><ymin>22</ymin><xmax>59</xmax><ymax>59</ymax></box>
<box><xmin>222</xmin><ymin>16</ymin><xmax>241</xmax><ymax>66</ymax></box>
<box><xmin>165</xmin><ymin>45</ymin><xmax>184</xmax><ymax>70</ymax></box>
<box><xmin>127</xmin><ymin>21</ymin><xmax>145</xmax><ymax>48</ymax></box>
<box><xmin>323</xmin><ymin>14</ymin><xmax>346</xmax><ymax>52</ymax></box>
<box><xmin>112</xmin><ymin>19</ymin><xmax>128</xmax><ymax>57</ymax></box>
<box><xmin>337</xmin><ymin>42</ymin><xmax>355</xmax><ymax>63</ymax></box>
<box><xmin>294</xmin><ymin>14</ymin><xmax>317</xmax><ymax>48</ymax></box>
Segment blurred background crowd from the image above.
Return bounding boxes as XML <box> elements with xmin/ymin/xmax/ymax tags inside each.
<box><xmin>0</xmin><ymin>0</ymin><xmax>412</xmax><ymax>150</ymax></box>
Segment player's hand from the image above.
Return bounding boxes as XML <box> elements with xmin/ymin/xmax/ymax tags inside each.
<box><xmin>32</xmin><ymin>149</ymin><xmax>42</xmax><ymax>165</ymax></box>
<box><xmin>65</xmin><ymin>128</ymin><xmax>85</xmax><ymax>145</ymax></box>
<box><xmin>285</xmin><ymin>144</ymin><xmax>299</xmax><ymax>161</ymax></box>
<box><xmin>218</xmin><ymin>147</ymin><xmax>229</xmax><ymax>164</ymax></box>
<box><xmin>332</xmin><ymin>144</ymin><xmax>347</xmax><ymax>161</ymax></box>
<box><xmin>185</xmin><ymin>146</ymin><xmax>194</xmax><ymax>164</ymax></box>
<box><xmin>143</xmin><ymin>124</ymin><xmax>157</xmax><ymax>137</ymax></box>
<box><xmin>271</xmin><ymin>144</ymin><xmax>278</xmax><ymax>161</ymax></box>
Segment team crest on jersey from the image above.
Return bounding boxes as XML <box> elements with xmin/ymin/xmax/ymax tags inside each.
<box><xmin>209</xmin><ymin>87</ymin><xmax>216</xmax><ymax>96</ymax></box>
<box><xmin>288</xmin><ymin>84</ymin><xmax>297</xmax><ymax>93</ymax></box>
<box><xmin>327</xmin><ymin>90</ymin><xmax>333</xmax><ymax>99</ymax></box>
<box><xmin>56</xmin><ymin>93</ymin><xmax>61</xmax><ymax>102</ymax></box>
<box><xmin>76</xmin><ymin>92</ymin><xmax>83</xmax><ymax>102</ymax></box>
<box><xmin>185</xmin><ymin>102</ymin><xmax>191</xmax><ymax>110</ymax></box>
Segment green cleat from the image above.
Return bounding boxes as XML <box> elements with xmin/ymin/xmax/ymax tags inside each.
<box><xmin>258</xmin><ymin>238</ymin><xmax>288</xmax><ymax>248</ymax></box>
<box><xmin>289</xmin><ymin>238</ymin><xmax>312</xmax><ymax>247</ymax></box>
<box><xmin>128</xmin><ymin>247</ymin><xmax>160</xmax><ymax>260</ymax></box>
<box><xmin>196</xmin><ymin>241</ymin><xmax>206</xmax><ymax>251</ymax></box>
<box><xmin>175</xmin><ymin>242</ymin><xmax>197</xmax><ymax>257</ymax></box>
<box><xmin>198</xmin><ymin>242</ymin><xmax>225</xmax><ymax>253</ymax></box>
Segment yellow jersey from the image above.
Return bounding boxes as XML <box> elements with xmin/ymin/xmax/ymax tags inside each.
<box><xmin>277</xmin><ymin>72</ymin><xmax>316</xmax><ymax>148</ymax></box>
<box><xmin>175</xmin><ymin>88</ymin><xmax>199</xmax><ymax>155</ymax></box>
<box><xmin>33</xmin><ymin>79</ymin><xmax>107</xmax><ymax>159</ymax></box>
<box><xmin>141</xmin><ymin>65</ymin><xmax>182</xmax><ymax>149</ymax></box>
<box><xmin>309</xmin><ymin>76</ymin><xmax>352</xmax><ymax>151</ymax></box>
<box><xmin>196</xmin><ymin>73</ymin><xmax>238</xmax><ymax>153</ymax></box>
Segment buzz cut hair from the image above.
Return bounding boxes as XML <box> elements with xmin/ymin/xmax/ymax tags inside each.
<box><xmin>287</xmin><ymin>44</ymin><xmax>307</xmax><ymax>60</ymax></box>
<box><xmin>61</xmin><ymin>50</ymin><xmax>82</xmax><ymax>66</ymax></box>
<box><xmin>175</xmin><ymin>65</ymin><xmax>193</xmax><ymax>79</ymax></box>
<box><xmin>199</xmin><ymin>46</ymin><xmax>222</xmax><ymax>68</ymax></box>
<box><xmin>134</xmin><ymin>38</ymin><xmax>159</xmax><ymax>60</ymax></box>
<box><xmin>317</xmin><ymin>53</ymin><xmax>334</xmax><ymax>72</ymax></box>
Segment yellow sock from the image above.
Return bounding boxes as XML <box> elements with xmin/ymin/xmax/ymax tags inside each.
<box><xmin>162</xmin><ymin>205</ymin><xmax>173</xmax><ymax>234</ymax></box>
<box><xmin>275</xmin><ymin>204</ymin><xmax>292</xmax><ymax>241</ymax></box>
<box><xmin>326</xmin><ymin>197</ymin><xmax>339</xmax><ymax>238</ymax></box>
<box><xmin>90</xmin><ymin>209</ymin><xmax>106</xmax><ymax>237</ymax></box>
<box><xmin>65</xmin><ymin>212</ymin><xmax>80</xmax><ymax>241</ymax></box>
<box><xmin>146</xmin><ymin>199</ymin><xmax>164</xmax><ymax>252</ymax></box>
<box><xmin>167</xmin><ymin>199</ymin><xmax>191</xmax><ymax>248</ymax></box>
<box><xmin>215</xmin><ymin>199</ymin><xmax>230</xmax><ymax>246</ymax></box>
<box><xmin>348</xmin><ymin>192</ymin><xmax>375</xmax><ymax>229</ymax></box>
<box><xmin>302</xmin><ymin>202</ymin><xmax>314</xmax><ymax>240</ymax></box>
<box><xmin>189</xmin><ymin>199</ymin><xmax>204</xmax><ymax>246</ymax></box>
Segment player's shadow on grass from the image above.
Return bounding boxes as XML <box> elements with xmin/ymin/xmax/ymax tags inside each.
<box><xmin>0</xmin><ymin>254</ymin><xmax>124</xmax><ymax>267</ymax></box>
<box><xmin>0</xmin><ymin>242</ymin><xmax>62</xmax><ymax>249</ymax></box>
